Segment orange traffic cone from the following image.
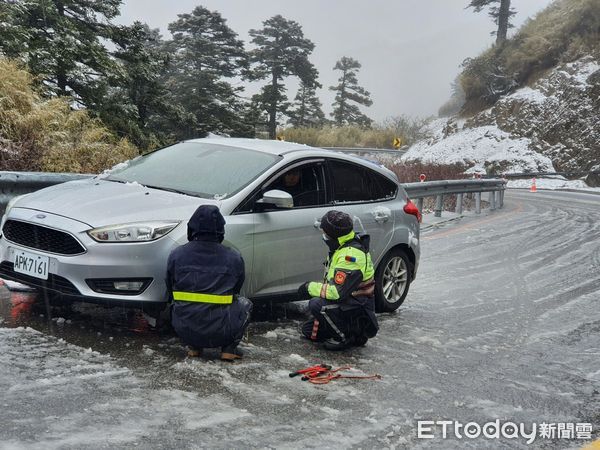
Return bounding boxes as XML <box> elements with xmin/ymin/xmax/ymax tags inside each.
<box><xmin>530</xmin><ymin>178</ymin><xmax>537</xmax><ymax>192</ymax></box>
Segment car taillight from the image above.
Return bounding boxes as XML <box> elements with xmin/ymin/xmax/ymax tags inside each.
<box><xmin>404</xmin><ymin>199</ymin><xmax>422</xmax><ymax>223</ymax></box>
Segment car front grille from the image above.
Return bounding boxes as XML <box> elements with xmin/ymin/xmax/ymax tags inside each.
<box><xmin>2</xmin><ymin>220</ymin><xmax>86</xmax><ymax>255</ymax></box>
<box><xmin>0</xmin><ymin>261</ymin><xmax>81</xmax><ymax>295</ymax></box>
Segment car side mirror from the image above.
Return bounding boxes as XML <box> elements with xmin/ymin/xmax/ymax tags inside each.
<box><xmin>256</xmin><ymin>189</ymin><xmax>294</xmax><ymax>210</ymax></box>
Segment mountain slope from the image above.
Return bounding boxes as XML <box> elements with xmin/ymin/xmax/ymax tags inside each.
<box><xmin>403</xmin><ymin>56</ymin><xmax>599</xmax><ymax>174</ymax></box>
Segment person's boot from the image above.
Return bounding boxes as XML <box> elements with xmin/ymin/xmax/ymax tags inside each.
<box><xmin>187</xmin><ymin>347</ymin><xmax>202</xmax><ymax>357</ymax></box>
<box><xmin>323</xmin><ymin>338</ymin><xmax>353</xmax><ymax>351</ymax></box>
<box><xmin>221</xmin><ymin>344</ymin><xmax>243</xmax><ymax>361</ymax></box>
<box><xmin>301</xmin><ymin>319</ymin><xmax>326</xmax><ymax>341</ymax></box>
<box><xmin>353</xmin><ymin>334</ymin><xmax>368</xmax><ymax>347</ymax></box>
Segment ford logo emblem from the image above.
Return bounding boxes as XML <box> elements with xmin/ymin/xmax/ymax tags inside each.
<box><xmin>35</xmin><ymin>214</ymin><xmax>46</xmax><ymax>219</ymax></box>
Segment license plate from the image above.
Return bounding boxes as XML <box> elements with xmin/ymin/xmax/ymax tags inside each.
<box><xmin>13</xmin><ymin>250</ymin><xmax>49</xmax><ymax>280</ymax></box>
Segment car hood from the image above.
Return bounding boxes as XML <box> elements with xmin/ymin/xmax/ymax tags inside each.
<box><xmin>15</xmin><ymin>178</ymin><xmax>220</xmax><ymax>227</ymax></box>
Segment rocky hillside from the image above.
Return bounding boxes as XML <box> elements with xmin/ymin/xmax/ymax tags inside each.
<box><xmin>403</xmin><ymin>56</ymin><xmax>599</xmax><ymax>175</ymax></box>
<box><xmin>404</xmin><ymin>0</ymin><xmax>599</xmax><ymax>178</ymax></box>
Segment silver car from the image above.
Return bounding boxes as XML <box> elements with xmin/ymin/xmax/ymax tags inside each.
<box><xmin>0</xmin><ymin>138</ymin><xmax>420</xmax><ymax>315</ymax></box>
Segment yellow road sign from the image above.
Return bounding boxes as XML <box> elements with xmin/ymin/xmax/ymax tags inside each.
<box><xmin>393</xmin><ymin>137</ymin><xmax>402</xmax><ymax>149</ymax></box>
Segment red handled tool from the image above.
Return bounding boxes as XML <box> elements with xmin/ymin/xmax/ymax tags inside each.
<box><xmin>289</xmin><ymin>364</ymin><xmax>332</xmax><ymax>378</ymax></box>
<box><xmin>289</xmin><ymin>364</ymin><xmax>382</xmax><ymax>385</ymax></box>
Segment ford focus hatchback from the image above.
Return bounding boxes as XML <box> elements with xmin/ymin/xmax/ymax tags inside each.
<box><xmin>0</xmin><ymin>138</ymin><xmax>420</xmax><ymax>314</ymax></box>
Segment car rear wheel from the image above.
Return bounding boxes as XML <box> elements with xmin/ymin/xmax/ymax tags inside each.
<box><xmin>374</xmin><ymin>248</ymin><xmax>412</xmax><ymax>313</ymax></box>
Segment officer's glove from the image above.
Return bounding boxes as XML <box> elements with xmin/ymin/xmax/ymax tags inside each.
<box><xmin>297</xmin><ymin>282</ymin><xmax>311</xmax><ymax>300</ymax></box>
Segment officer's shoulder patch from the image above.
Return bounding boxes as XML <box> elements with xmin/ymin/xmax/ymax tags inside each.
<box><xmin>334</xmin><ymin>271</ymin><xmax>347</xmax><ymax>285</ymax></box>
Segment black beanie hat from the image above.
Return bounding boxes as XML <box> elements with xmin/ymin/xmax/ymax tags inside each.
<box><xmin>320</xmin><ymin>210</ymin><xmax>353</xmax><ymax>239</ymax></box>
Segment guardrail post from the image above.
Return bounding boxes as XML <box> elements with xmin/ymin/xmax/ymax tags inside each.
<box><xmin>417</xmin><ymin>198</ymin><xmax>424</xmax><ymax>214</ymax></box>
<box><xmin>455</xmin><ymin>193</ymin><xmax>463</xmax><ymax>214</ymax></box>
<box><xmin>434</xmin><ymin>195</ymin><xmax>443</xmax><ymax>217</ymax></box>
<box><xmin>489</xmin><ymin>191</ymin><xmax>496</xmax><ymax>210</ymax></box>
<box><xmin>475</xmin><ymin>192</ymin><xmax>481</xmax><ymax>214</ymax></box>
<box><xmin>499</xmin><ymin>189</ymin><xmax>504</xmax><ymax>208</ymax></box>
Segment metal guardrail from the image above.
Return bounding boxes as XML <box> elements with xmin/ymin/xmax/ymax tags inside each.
<box><xmin>0</xmin><ymin>171</ymin><xmax>505</xmax><ymax>220</ymax></box>
<box><xmin>322</xmin><ymin>147</ymin><xmax>408</xmax><ymax>156</ymax></box>
<box><xmin>403</xmin><ymin>179</ymin><xmax>506</xmax><ymax>217</ymax></box>
<box><xmin>0</xmin><ymin>171</ymin><xmax>93</xmax><ymax>214</ymax></box>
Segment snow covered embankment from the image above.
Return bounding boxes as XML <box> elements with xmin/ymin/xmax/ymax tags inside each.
<box><xmin>403</xmin><ymin>57</ymin><xmax>600</xmax><ymax>176</ymax></box>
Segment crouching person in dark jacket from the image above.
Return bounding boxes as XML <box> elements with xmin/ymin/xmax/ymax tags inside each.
<box><xmin>167</xmin><ymin>205</ymin><xmax>252</xmax><ymax>361</ymax></box>
<box><xmin>298</xmin><ymin>210</ymin><xmax>379</xmax><ymax>351</ymax></box>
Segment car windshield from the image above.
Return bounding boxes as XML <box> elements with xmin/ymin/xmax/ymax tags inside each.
<box><xmin>104</xmin><ymin>142</ymin><xmax>281</xmax><ymax>199</ymax></box>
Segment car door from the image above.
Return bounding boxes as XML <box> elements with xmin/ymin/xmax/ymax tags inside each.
<box><xmin>325</xmin><ymin>158</ymin><xmax>397</xmax><ymax>265</ymax></box>
<box><xmin>237</xmin><ymin>160</ymin><xmax>332</xmax><ymax>298</ymax></box>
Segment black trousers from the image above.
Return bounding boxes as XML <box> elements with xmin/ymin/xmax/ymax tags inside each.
<box><xmin>172</xmin><ymin>296</ymin><xmax>253</xmax><ymax>349</ymax></box>
<box><xmin>302</xmin><ymin>297</ymin><xmax>378</xmax><ymax>342</ymax></box>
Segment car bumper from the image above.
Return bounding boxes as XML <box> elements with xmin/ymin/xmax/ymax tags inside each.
<box><xmin>0</xmin><ymin>209</ymin><xmax>177</xmax><ymax>305</ymax></box>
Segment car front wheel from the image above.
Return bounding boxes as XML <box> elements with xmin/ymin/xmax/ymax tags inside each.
<box><xmin>374</xmin><ymin>248</ymin><xmax>412</xmax><ymax>313</ymax></box>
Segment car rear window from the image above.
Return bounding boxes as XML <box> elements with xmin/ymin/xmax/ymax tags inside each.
<box><xmin>104</xmin><ymin>142</ymin><xmax>281</xmax><ymax>199</ymax></box>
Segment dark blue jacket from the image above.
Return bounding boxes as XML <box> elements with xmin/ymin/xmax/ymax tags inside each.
<box><xmin>167</xmin><ymin>205</ymin><xmax>249</xmax><ymax>349</ymax></box>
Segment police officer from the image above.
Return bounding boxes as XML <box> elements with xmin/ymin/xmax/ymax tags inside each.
<box><xmin>167</xmin><ymin>205</ymin><xmax>252</xmax><ymax>361</ymax></box>
<box><xmin>298</xmin><ymin>210</ymin><xmax>379</xmax><ymax>350</ymax></box>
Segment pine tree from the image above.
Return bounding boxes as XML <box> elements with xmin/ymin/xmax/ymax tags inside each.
<box><xmin>0</xmin><ymin>0</ymin><xmax>121</xmax><ymax>105</ymax></box>
<box><xmin>249</xmin><ymin>15</ymin><xmax>318</xmax><ymax>139</ymax></box>
<box><xmin>330</xmin><ymin>57</ymin><xmax>372</xmax><ymax>127</ymax></box>
<box><xmin>99</xmin><ymin>22</ymin><xmax>179</xmax><ymax>149</ymax></box>
<box><xmin>288</xmin><ymin>81</ymin><xmax>325</xmax><ymax>128</ymax></box>
<box><xmin>468</xmin><ymin>0</ymin><xmax>516</xmax><ymax>45</ymax></box>
<box><xmin>166</xmin><ymin>6</ymin><xmax>249</xmax><ymax>138</ymax></box>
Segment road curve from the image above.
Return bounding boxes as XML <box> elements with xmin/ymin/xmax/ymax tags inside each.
<box><xmin>0</xmin><ymin>189</ymin><xmax>598</xmax><ymax>449</ymax></box>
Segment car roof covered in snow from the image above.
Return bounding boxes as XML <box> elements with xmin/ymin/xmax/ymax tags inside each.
<box><xmin>184</xmin><ymin>137</ymin><xmax>314</xmax><ymax>155</ymax></box>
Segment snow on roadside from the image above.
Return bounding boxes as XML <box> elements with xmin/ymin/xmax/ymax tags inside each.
<box><xmin>402</xmin><ymin>125</ymin><xmax>554</xmax><ymax>174</ymax></box>
<box><xmin>506</xmin><ymin>178</ymin><xmax>598</xmax><ymax>190</ymax></box>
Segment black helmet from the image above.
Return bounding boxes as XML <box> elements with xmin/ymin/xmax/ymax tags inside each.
<box><xmin>320</xmin><ymin>210</ymin><xmax>353</xmax><ymax>239</ymax></box>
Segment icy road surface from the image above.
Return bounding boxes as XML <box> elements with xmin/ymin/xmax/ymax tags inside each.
<box><xmin>0</xmin><ymin>190</ymin><xmax>598</xmax><ymax>449</ymax></box>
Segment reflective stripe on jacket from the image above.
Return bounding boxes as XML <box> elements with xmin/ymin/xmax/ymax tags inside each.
<box><xmin>172</xmin><ymin>291</ymin><xmax>233</xmax><ymax>304</ymax></box>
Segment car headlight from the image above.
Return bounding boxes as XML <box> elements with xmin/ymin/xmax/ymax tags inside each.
<box><xmin>87</xmin><ymin>221</ymin><xmax>180</xmax><ymax>243</ymax></box>
<box><xmin>2</xmin><ymin>194</ymin><xmax>26</xmax><ymax>227</ymax></box>
<box><xmin>4</xmin><ymin>194</ymin><xmax>26</xmax><ymax>217</ymax></box>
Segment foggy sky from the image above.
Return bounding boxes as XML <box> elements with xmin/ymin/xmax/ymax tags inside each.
<box><xmin>117</xmin><ymin>0</ymin><xmax>555</xmax><ymax>122</ymax></box>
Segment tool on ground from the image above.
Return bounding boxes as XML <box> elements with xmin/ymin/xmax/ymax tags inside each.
<box><xmin>289</xmin><ymin>364</ymin><xmax>382</xmax><ymax>384</ymax></box>
<box><xmin>289</xmin><ymin>364</ymin><xmax>332</xmax><ymax>378</ymax></box>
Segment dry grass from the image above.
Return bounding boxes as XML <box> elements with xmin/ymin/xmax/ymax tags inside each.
<box><xmin>280</xmin><ymin>116</ymin><xmax>431</xmax><ymax>149</ymax></box>
<box><xmin>0</xmin><ymin>59</ymin><xmax>137</xmax><ymax>173</ymax></box>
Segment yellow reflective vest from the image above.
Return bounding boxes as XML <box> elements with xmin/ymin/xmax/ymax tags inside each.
<box><xmin>307</xmin><ymin>231</ymin><xmax>375</xmax><ymax>301</ymax></box>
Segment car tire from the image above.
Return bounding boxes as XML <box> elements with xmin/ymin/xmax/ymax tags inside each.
<box><xmin>374</xmin><ymin>248</ymin><xmax>412</xmax><ymax>313</ymax></box>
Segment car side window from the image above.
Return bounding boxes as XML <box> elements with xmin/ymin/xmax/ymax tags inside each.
<box><xmin>234</xmin><ymin>162</ymin><xmax>328</xmax><ymax>213</ymax></box>
<box><xmin>328</xmin><ymin>160</ymin><xmax>397</xmax><ymax>203</ymax></box>
<box><xmin>267</xmin><ymin>164</ymin><xmax>327</xmax><ymax>208</ymax></box>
